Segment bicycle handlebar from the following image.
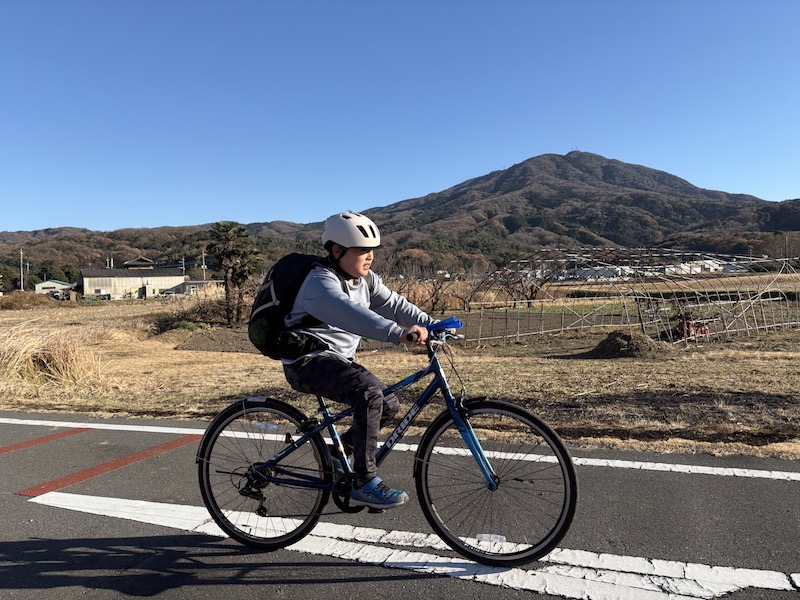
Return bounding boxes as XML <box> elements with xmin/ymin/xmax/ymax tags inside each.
<box><xmin>429</xmin><ymin>316</ymin><xmax>464</xmax><ymax>331</ymax></box>
<box><xmin>405</xmin><ymin>316</ymin><xmax>464</xmax><ymax>343</ymax></box>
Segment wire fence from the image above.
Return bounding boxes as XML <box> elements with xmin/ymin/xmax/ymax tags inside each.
<box><xmin>439</xmin><ymin>250</ymin><xmax>800</xmax><ymax>346</ymax></box>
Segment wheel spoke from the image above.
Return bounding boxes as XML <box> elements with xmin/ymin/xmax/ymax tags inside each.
<box><xmin>198</xmin><ymin>400</ymin><xmax>329</xmax><ymax>550</ymax></box>
<box><xmin>416</xmin><ymin>400</ymin><xmax>577</xmax><ymax>566</ymax></box>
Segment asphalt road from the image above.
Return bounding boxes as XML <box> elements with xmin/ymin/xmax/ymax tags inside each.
<box><xmin>1</xmin><ymin>410</ymin><xmax>798</xmax><ymax>599</ymax></box>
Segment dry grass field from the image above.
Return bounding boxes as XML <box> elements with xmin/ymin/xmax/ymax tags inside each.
<box><xmin>1</xmin><ymin>292</ymin><xmax>798</xmax><ymax>460</ymax></box>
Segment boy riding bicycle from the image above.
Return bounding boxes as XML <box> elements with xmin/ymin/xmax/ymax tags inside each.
<box><xmin>281</xmin><ymin>211</ymin><xmax>436</xmax><ymax>509</ymax></box>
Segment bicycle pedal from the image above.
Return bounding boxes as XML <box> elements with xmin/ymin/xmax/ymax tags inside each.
<box><xmin>298</xmin><ymin>416</ymin><xmax>321</xmax><ymax>432</ymax></box>
<box><xmin>367</xmin><ymin>507</ymin><xmax>386</xmax><ymax>514</ymax></box>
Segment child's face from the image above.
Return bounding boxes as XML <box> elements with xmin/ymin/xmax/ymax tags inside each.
<box><xmin>339</xmin><ymin>246</ymin><xmax>374</xmax><ymax>279</ymax></box>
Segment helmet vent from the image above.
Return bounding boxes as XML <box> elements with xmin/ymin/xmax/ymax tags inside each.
<box><xmin>321</xmin><ymin>211</ymin><xmax>380</xmax><ymax>248</ymax></box>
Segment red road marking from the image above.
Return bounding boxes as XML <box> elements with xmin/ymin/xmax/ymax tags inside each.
<box><xmin>16</xmin><ymin>434</ymin><xmax>202</xmax><ymax>497</ymax></box>
<box><xmin>0</xmin><ymin>428</ymin><xmax>90</xmax><ymax>454</ymax></box>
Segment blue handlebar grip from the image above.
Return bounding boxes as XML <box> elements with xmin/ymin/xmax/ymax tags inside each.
<box><xmin>428</xmin><ymin>316</ymin><xmax>464</xmax><ymax>331</ymax></box>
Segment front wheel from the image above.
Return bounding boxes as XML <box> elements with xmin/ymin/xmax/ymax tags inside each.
<box><xmin>415</xmin><ymin>399</ymin><xmax>577</xmax><ymax>566</ymax></box>
<box><xmin>197</xmin><ymin>397</ymin><xmax>330</xmax><ymax>550</ymax></box>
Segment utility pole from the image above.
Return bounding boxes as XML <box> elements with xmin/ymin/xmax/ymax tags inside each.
<box><xmin>180</xmin><ymin>256</ymin><xmax>186</xmax><ymax>275</ymax></box>
<box><xmin>19</xmin><ymin>249</ymin><xmax>23</xmax><ymax>290</ymax></box>
<box><xmin>201</xmin><ymin>250</ymin><xmax>208</xmax><ymax>281</ymax></box>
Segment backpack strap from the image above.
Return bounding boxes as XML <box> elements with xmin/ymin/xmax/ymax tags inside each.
<box><xmin>251</xmin><ymin>278</ymin><xmax>278</xmax><ymax>318</ymax></box>
<box><xmin>314</xmin><ymin>257</ymin><xmax>349</xmax><ymax>296</ymax></box>
<box><xmin>365</xmin><ymin>270</ymin><xmax>377</xmax><ymax>295</ymax></box>
<box><xmin>287</xmin><ymin>258</ymin><xmax>349</xmax><ymax>331</ymax></box>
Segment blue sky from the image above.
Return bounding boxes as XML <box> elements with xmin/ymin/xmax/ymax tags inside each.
<box><xmin>1</xmin><ymin>1</ymin><xmax>798</xmax><ymax>232</ymax></box>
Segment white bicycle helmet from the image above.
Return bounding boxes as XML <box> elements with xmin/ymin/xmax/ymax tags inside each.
<box><xmin>321</xmin><ymin>211</ymin><xmax>381</xmax><ymax>248</ymax></box>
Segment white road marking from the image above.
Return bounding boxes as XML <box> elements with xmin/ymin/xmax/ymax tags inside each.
<box><xmin>571</xmin><ymin>457</ymin><xmax>800</xmax><ymax>481</ymax></box>
<box><xmin>2</xmin><ymin>416</ymin><xmax>799</xmax><ymax>481</ymax></box>
<box><xmin>30</xmin><ymin>492</ymin><xmax>799</xmax><ymax>599</ymax></box>
<box><xmin>0</xmin><ymin>416</ymin><xmax>205</xmax><ymax>436</ymax></box>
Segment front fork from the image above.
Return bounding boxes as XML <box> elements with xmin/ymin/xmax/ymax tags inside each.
<box><xmin>450</xmin><ymin>396</ymin><xmax>499</xmax><ymax>491</ymax></box>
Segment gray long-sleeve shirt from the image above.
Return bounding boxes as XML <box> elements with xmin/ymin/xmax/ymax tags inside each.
<box><xmin>283</xmin><ymin>266</ymin><xmax>435</xmax><ymax>362</ymax></box>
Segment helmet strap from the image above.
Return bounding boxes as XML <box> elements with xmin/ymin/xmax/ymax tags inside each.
<box><xmin>326</xmin><ymin>244</ymin><xmax>356</xmax><ymax>281</ymax></box>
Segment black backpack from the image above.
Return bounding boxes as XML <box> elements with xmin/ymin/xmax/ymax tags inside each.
<box><xmin>248</xmin><ymin>253</ymin><xmax>346</xmax><ymax>360</ymax></box>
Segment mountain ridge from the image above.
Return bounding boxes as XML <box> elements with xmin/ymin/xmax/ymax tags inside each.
<box><xmin>2</xmin><ymin>151</ymin><xmax>799</xmax><ymax>280</ymax></box>
<box><xmin>359</xmin><ymin>151</ymin><xmax>796</xmax><ymax>261</ymax></box>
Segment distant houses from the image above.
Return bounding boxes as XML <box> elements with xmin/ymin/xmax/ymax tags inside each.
<box><xmin>77</xmin><ymin>267</ymin><xmax>186</xmax><ymax>300</ymax></box>
<box><xmin>34</xmin><ymin>279</ymin><xmax>74</xmax><ymax>298</ymax></box>
<box><xmin>27</xmin><ymin>255</ymin><xmax>221</xmax><ymax>301</ymax></box>
<box><xmin>503</xmin><ymin>255</ymin><xmax>746</xmax><ymax>283</ymax></box>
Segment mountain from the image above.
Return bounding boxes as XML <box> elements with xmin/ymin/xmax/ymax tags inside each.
<box><xmin>367</xmin><ymin>151</ymin><xmax>795</xmax><ymax>249</ymax></box>
<box><xmin>2</xmin><ymin>151</ymin><xmax>799</xmax><ymax>280</ymax></box>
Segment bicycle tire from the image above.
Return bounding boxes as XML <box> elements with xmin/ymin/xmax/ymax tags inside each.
<box><xmin>415</xmin><ymin>399</ymin><xmax>577</xmax><ymax>566</ymax></box>
<box><xmin>197</xmin><ymin>397</ymin><xmax>330</xmax><ymax>550</ymax></box>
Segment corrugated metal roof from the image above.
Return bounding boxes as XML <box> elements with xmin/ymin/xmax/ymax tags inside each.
<box><xmin>79</xmin><ymin>268</ymin><xmax>185</xmax><ymax>278</ymax></box>
<box><xmin>37</xmin><ymin>279</ymin><xmax>73</xmax><ymax>286</ymax></box>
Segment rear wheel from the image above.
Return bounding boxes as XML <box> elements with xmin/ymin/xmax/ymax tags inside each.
<box><xmin>197</xmin><ymin>398</ymin><xmax>329</xmax><ymax>550</ymax></box>
<box><xmin>415</xmin><ymin>399</ymin><xmax>577</xmax><ymax>566</ymax></box>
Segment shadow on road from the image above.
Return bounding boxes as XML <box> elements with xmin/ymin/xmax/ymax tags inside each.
<box><xmin>0</xmin><ymin>533</ymin><xmax>431</xmax><ymax>596</ymax></box>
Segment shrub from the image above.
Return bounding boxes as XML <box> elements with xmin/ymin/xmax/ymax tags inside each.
<box><xmin>153</xmin><ymin>286</ymin><xmax>228</xmax><ymax>333</ymax></box>
<box><xmin>0</xmin><ymin>324</ymin><xmax>103</xmax><ymax>387</ymax></box>
<box><xmin>0</xmin><ymin>291</ymin><xmax>56</xmax><ymax>310</ymax></box>
<box><xmin>171</xmin><ymin>320</ymin><xmax>210</xmax><ymax>332</ymax></box>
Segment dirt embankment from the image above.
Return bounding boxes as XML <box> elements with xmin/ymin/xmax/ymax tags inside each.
<box><xmin>174</xmin><ymin>326</ymin><xmax>257</xmax><ymax>353</ymax></box>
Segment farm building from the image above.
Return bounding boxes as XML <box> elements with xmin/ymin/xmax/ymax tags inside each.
<box><xmin>34</xmin><ymin>279</ymin><xmax>74</xmax><ymax>297</ymax></box>
<box><xmin>77</xmin><ymin>267</ymin><xmax>186</xmax><ymax>300</ymax></box>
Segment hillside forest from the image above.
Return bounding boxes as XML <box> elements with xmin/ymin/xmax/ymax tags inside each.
<box><xmin>2</xmin><ymin>151</ymin><xmax>799</xmax><ymax>293</ymax></box>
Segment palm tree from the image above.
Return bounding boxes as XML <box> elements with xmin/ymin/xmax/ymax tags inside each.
<box><xmin>207</xmin><ymin>222</ymin><xmax>261</xmax><ymax>326</ymax></box>
<box><xmin>231</xmin><ymin>249</ymin><xmax>260</xmax><ymax>324</ymax></box>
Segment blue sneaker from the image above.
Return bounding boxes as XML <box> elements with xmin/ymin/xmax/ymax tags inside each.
<box><xmin>350</xmin><ymin>476</ymin><xmax>408</xmax><ymax>509</ymax></box>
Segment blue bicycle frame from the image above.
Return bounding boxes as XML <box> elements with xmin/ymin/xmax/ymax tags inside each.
<box><xmin>261</xmin><ymin>318</ymin><xmax>498</xmax><ymax>491</ymax></box>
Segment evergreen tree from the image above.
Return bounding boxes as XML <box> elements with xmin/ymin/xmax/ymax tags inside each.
<box><xmin>207</xmin><ymin>222</ymin><xmax>261</xmax><ymax>326</ymax></box>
